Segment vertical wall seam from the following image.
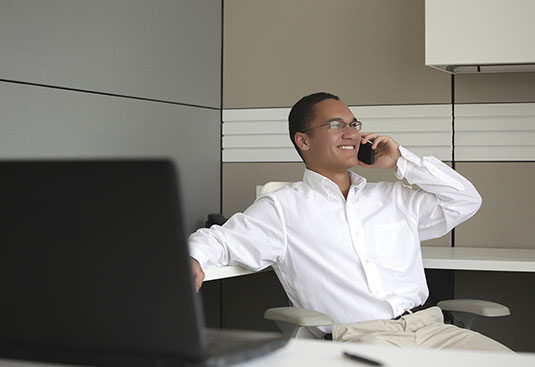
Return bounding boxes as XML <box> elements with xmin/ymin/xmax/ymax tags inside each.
<box><xmin>451</xmin><ymin>74</ymin><xmax>456</xmax><ymax>248</ymax></box>
<box><xmin>219</xmin><ymin>0</ymin><xmax>225</xmax><ymax>330</ymax></box>
<box><xmin>219</xmin><ymin>0</ymin><xmax>225</xmax><ymax>216</ymax></box>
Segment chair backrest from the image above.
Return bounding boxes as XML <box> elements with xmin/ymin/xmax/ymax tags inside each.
<box><xmin>257</xmin><ymin>182</ymin><xmax>293</xmax><ymax>198</ymax></box>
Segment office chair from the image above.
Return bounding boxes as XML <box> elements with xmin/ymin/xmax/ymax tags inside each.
<box><xmin>264</xmin><ymin>300</ymin><xmax>510</xmax><ymax>338</ymax></box>
<box><xmin>256</xmin><ymin>182</ymin><xmax>511</xmax><ymax>338</ymax></box>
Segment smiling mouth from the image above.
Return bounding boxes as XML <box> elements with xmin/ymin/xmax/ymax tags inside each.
<box><xmin>338</xmin><ymin>145</ymin><xmax>355</xmax><ymax>150</ymax></box>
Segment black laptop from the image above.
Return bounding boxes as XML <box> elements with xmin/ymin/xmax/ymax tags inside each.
<box><xmin>0</xmin><ymin>159</ymin><xmax>289</xmax><ymax>367</ymax></box>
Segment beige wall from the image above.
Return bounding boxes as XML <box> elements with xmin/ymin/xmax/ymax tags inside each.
<box><xmin>221</xmin><ymin>0</ymin><xmax>535</xmax><ymax>351</ymax></box>
<box><xmin>455</xmin><ymin>73</ymin><xmax>535</xmax><ymax>103</ymax></box>
<box><xmin>223</xmin><ymin>0</ymin><xmax>450</xmax><ymax>108</ymax></box>
<box><xmin>455</xmin><ymin>163</ymin><xmax>535</xmax><ymax>248</ymax></box>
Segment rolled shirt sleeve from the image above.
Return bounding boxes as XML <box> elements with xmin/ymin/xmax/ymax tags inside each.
<box><xmin>188</xmin><ymin>194</ymin><xmax>287</xmax><ymax>271</ymax></box>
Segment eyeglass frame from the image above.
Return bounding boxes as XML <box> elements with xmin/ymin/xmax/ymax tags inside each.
<box><xmin>300</xmin><ymin>118</ymin><xmax>362</xmax><ymax>133</ymax></box>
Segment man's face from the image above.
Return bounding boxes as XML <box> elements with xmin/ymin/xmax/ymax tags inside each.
<box><xmin>299</xmin><ymin>99</ymin><xmax>362</xmax><ymax>174</ymax></box>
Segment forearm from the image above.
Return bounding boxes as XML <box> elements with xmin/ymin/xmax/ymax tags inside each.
<box><xmin>395</xmin><ymin>146</ymin><xmax>482</xmax><ymax>238</ymax></box>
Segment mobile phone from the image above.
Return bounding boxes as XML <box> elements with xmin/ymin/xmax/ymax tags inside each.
<box><xmin>358</xmin><ymin>141</ymin><xmax>375</xmax><ymax>165</ymax></box>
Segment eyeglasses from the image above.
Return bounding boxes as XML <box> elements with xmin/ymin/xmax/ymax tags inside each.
<box><xmin>301</xmin><ymin>119</ymin><xmax>362</xmax><ymax>133</ymax></box>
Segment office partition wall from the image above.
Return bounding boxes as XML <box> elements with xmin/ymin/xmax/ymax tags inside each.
<box><xmin>0</xmin><ymin>0</ymin><xmax>222</xmax><ymax>231</ymax></box>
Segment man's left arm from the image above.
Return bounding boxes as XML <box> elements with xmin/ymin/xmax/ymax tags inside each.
<box><xmin>361</xmin><ymin>133</ymin><xmax>482</xmax><ymax>241</ymax></box>
<box><xmin>396</xmin><ymin>146</ymin><xmax>482</xmax><ymax>240</ymax></box>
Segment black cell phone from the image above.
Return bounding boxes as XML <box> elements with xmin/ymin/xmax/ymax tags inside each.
<box><xmin>358</xmin><ymin>141</ymin><xmax>375</xmax><ymax>165</ymax></box>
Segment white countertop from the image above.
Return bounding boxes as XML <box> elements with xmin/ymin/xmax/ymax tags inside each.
<box><xmin>204</xmin><ymin>247</ymin><xmax>535</xmax><ymax>281</ymax></box>
<box><xmin>421</xmin><ymin>246</ymin><xmax>535</xmax><ymax>272</ymax></box>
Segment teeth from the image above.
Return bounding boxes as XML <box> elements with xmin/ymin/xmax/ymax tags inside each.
<box><xmin>338</xmin><ymin>145</ymin><xmax>355</xmax><ymax>150</ymax></box>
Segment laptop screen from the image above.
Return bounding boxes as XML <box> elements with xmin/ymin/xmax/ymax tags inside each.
<box><xmin>0</xmin><ymin>160</ymin><xmax>207</xmax><ymax>364</ymax></box>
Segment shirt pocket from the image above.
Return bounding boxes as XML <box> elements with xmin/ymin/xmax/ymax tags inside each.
<box><xmin>372</xmin><ymin>219</ymin><xmax>417</xmax><ymax>272</ymax></box>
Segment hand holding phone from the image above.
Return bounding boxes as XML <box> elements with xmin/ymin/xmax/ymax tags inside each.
<box><xmin>358</xmin><ymin>141</ymin><xmax>375</xmax><ymax>165</ymax></box>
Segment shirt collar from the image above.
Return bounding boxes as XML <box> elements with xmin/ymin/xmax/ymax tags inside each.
<box><xmin>303</xmin><ymin>169</ymin><xmax>367</xmax><ymax>200</ymax></box>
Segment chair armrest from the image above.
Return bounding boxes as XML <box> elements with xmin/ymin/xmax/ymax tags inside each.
<box><xmin>437</xmin><ymin>299</ymin><xmax>510</xmax><ymax>317</ymax></box>
<box><xmin>264</xmin><ymin>307</ymin><xmax>334</xmax><ymax>326</ymax></box>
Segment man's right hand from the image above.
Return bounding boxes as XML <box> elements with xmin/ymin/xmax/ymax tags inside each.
<box><xmin>191</xmin><ymin>258</ymin><xmax>205</xmax><ymax>292</ymax></box>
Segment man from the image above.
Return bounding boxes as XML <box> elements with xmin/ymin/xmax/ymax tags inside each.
<box><xmin>189</xmin><ymin>92</ymin><xmax>511</xmax><ymax>352</ymax></box>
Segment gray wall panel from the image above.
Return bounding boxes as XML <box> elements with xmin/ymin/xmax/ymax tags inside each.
<box><xmin>0</xmin><ymin>0</ymin><xmax>221</xmax><ymax>108</ymax></box>
<box><xmin>0</xmin><ymin>82</ymin><xmax>220</xmax><ymax>232</ymax></box>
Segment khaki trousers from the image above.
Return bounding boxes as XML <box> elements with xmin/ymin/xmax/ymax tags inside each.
<box><xmin>332</xmin><ymin>307</ymin><xmax>513</xmax><ymax>353</ymax></box>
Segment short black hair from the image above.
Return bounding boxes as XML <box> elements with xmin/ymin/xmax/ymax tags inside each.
<box><xmin>288</xmin><ymin>92</ymin><xmax>340</xmax><ymax>160</ymax></box>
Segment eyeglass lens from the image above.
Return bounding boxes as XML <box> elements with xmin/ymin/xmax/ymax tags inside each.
<box><xmin>329</xmin><ymin>121</ymin><xmax>361</xmax><ymax>130</ymax></box>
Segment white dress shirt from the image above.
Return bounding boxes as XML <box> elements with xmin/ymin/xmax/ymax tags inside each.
<box><xmin>188</xmin><ymin>147</ymin><xmax>482</xmax><ymax>333</ymax></box>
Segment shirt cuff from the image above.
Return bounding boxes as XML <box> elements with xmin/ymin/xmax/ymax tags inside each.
<box><xmin>188</xmin><ymin>237</ymin><xmax>211</xmax><ymax>269</ymax></box>
<box><xmin>394</xmin><ymin>146</ymin><xmax>464</xmax><ymax>191</ymax></box>
<box><xmin>394</xmin><ymin>146</ymin><xmax>417</xmax><ymax>180</ymax></box>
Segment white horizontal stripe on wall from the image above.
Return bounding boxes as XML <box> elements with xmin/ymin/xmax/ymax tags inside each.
<box><xmin>223</xmin><ymin>105</ymin><xmax>453</xmax><ymax>162</ymax></box>
<box><xmin>455</xmin><ymin>103</ymin><xmax>535</xmax><ymax>161</ymax></box>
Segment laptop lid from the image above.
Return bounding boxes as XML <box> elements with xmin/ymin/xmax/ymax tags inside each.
<box><xmin>0</xmin><ymin>159</ymin><xmax>210</xmax><ymax>365</ymax></box>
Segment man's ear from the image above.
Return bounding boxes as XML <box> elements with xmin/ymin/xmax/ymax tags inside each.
<box><xmin>294</xmin><ymin>132</ymin><xmax>310</xmax><ymax>152</ymax></box>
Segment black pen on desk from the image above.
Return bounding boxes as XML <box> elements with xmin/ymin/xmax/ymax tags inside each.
<box><xmin>343</xmin><ymin>351</ymin><xmax>383</xmax><ymax>366</ymax></box>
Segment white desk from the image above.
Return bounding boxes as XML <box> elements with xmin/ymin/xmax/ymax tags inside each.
<box><xmin>204</xmin><ymin>247</ymin><xmax>535</xmax><ymax>281</ymax></box>
<box><xmin>240</xmin><ymin>339</ymin><xmax>534</xmax><ymax>367</ymax></box>
<box><xmin>422</xmin><ymin>246</ymin><xmax>535</xmax><ymax>272</ymax></box>
<box><xmin>2</xmin><ymin>339</ymin><xmax>533</xmax><ymax>367</ymax></box>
